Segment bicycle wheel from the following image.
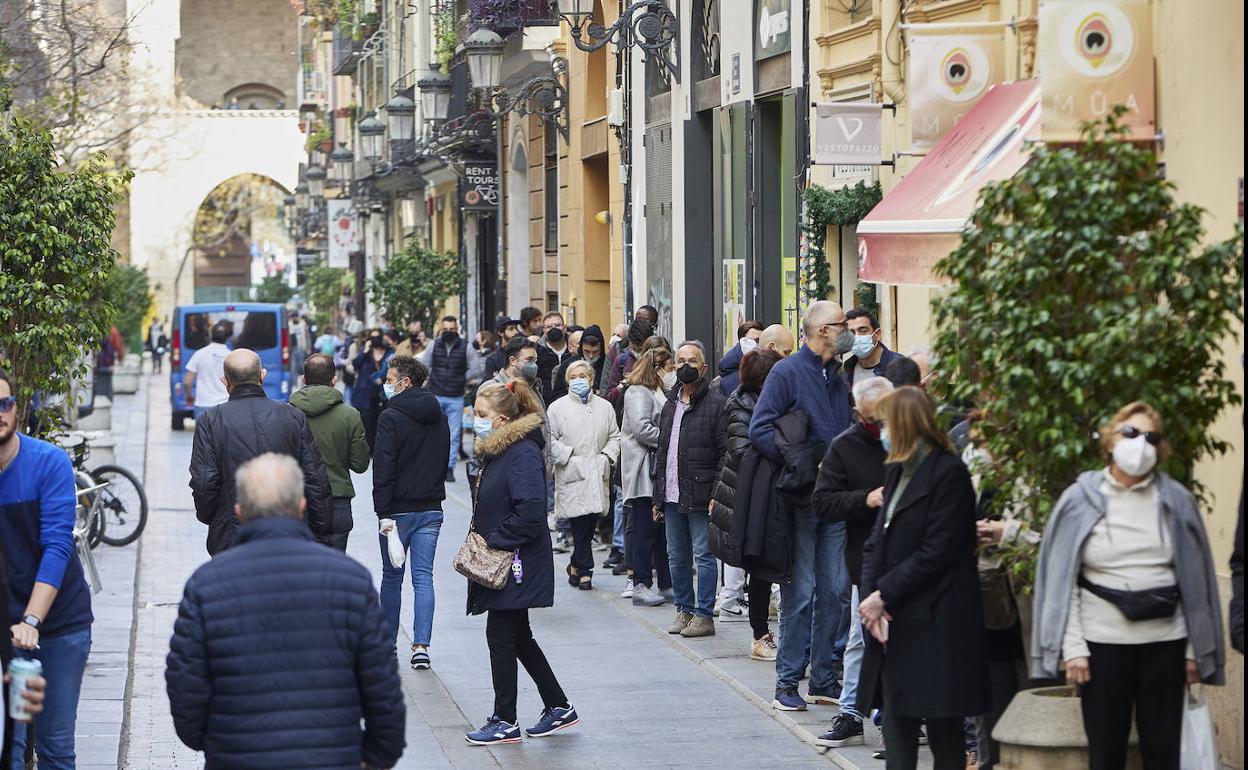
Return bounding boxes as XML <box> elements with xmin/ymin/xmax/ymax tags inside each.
<box><xmin>91</xmin><ymin>464</ymin><xmax>149</xmax><ymax>546</ymax></box>
<box><xmin>75</xmin><ymin>471</ymin><xmax>105</xmax><ymax>550</ymax></box>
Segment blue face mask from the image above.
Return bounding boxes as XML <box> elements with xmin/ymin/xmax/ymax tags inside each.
<box><xmin>382</xmin><ymin>383</ymin><xmax>397</xmax><ymax>401</ymax></box>
<box><xmin>473</xmin><ymin>415</ymin><xmax>495</xmax><ymax>438</ymax></box>
<box><xmin>880</xmin><ymin>426</ymin><xmax>892</xmax><ymax>454</ymax></box>
<box><xmin>851</xmin><ymin>334</ymin><xmax>877</xmax><ymax>359</ymax></box>
<box><xmin>569</xmin><ymin>378</ymin><xmax>591</xmax><ymax>399</ymax></box>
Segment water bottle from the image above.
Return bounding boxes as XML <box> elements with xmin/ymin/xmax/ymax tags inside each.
<box><xmin>7</xmin><ymin>658</ymin><xmax>43</xmax><ymax>722</ymax></box>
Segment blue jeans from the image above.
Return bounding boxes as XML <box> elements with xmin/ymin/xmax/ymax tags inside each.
<box><xmin>611</xmin><ymin>483</ymin><xmax>625</xmax><ymax>552</ymax></box>
<box><xmin>776</xmin><ymin>507</ymin><xmax>849</xmax><ymax>691</ymax></box>
<box><xmin>378</xmin><ymin>510</ymin><xmax>443</xmax><ymax>646</ymax></box>
<box><xmin>435</xmin><ymin>395</ymin><xmax>463</xmax><ymax>470</ymax></box>
<box><xmin>10</xmin><ymin>628</ymin><xmax>92</xmax><ymax>770</ymax></box>
<box><xmin>664</xmin><ymin>503</ymin><xmax>716</xmax><ymax>617</ymax></box>
<box><xmin>840</xmin><ymin>584</ymin><xmax>866</xmax><ymax>719</ymax></box>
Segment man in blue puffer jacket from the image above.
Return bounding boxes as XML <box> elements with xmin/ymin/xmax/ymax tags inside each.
<box><xmin>166</xmin><ymin>453</ymin><xmax>405</xmax><ymax>770</ymax></box>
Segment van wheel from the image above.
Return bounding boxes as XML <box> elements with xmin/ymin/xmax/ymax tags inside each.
<box><xmin>172</xmin><ymin>413</ymin><xmax>185</xmax><ymax>431</ymax></box>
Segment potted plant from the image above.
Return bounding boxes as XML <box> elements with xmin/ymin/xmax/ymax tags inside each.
<box><xmin>930</xmin><ymin>109</ymin><xmax>1243</xmax><ymax>766</ymax></box>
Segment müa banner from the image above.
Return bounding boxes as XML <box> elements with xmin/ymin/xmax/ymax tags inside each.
<box><xmin>907</xmin><ymin>27</ymin><xmax>1006</xmax><ymax>149</ymax></box>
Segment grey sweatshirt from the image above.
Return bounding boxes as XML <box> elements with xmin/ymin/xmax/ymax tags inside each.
<box><xmin>1031</xmin><ymin>470</ymin><xmax>1225</xmax><ymax>685</ymax></box>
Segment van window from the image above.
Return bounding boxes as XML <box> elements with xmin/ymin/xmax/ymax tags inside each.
<box><xmin>183</xmin><ymin>311</ymin><xmax>278</xmax><ymax>351</ymax></box>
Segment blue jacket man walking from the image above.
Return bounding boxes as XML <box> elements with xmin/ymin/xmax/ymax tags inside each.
<box><xmin>749</xmin><ymin>300</ymin><xmax>855</xmax><ymax>712</ymax></box>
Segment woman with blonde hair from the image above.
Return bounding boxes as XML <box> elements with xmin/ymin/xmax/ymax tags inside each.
<box><xmin>547</xmin><ymin>360</ymin><xmax>620</xmax><ymax>590</ymax></box>
<box><xmin>464</xmin><ymin>379</ymin><xmax>577</xmax><ymax>745</ymax></box>
<box><xmin>1033</xmin><ymin>401</ymin><xmax>1224</xmax><ymax>770</ymax></box>
<box><xmin>857</xmin><ymin>386</ymin><xmax>990</xmax><ymax>770</ymax></box>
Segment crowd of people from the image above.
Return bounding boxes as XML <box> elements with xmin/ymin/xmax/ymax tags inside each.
<box><xmin>1</xmin><ymin>290</ymin><xmax>1243</xmax><ymax>769</ymax></box>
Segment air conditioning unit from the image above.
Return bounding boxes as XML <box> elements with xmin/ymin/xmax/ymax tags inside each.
<box><xmin>607</xmin><ymin>88</ymin><xmax>625</xmax><ymax>127</ymax></box>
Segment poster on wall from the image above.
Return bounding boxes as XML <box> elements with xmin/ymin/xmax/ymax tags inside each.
<box><xmin>1038</xmin><ymin>0</ymin><xmax>1155</xmax><ymax>142</ymax></box>
<box><xmin>326</xmin><ymin>199</ymin><xmax>358</xmax><ymax>269</ymax></box>
<box><xmin>908</xmin><ymin>27</ymin><xmax>1006</xmax><ymax>148</ymax></box>
<box><xmin>721</xmin><ymin>259</ymin><xmax>746</xmax><ymax>354</ymax></box>
<box><xmin>814</xmin><ymin>103</ymin><xmax>883</xmax><ymax>166</ymax></box>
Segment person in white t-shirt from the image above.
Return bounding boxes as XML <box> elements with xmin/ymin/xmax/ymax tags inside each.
<box><xmin>185</xmin><ymin>321</ymin><xmax>232</xmax><ymax>422</ymax></box>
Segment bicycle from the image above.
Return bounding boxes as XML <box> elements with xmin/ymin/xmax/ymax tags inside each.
<box><xmin>58</xmin><ymin>431</ymin><xmax>149</xmax><ymax>547</ymax></box>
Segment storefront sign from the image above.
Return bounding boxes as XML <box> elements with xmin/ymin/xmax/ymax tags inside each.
<box><xmin>460</xmin><ymin>162</ymin><xmax>499</xmax><ymax>211</ymax></box>
<box><xmin>326</xmin><ymin>199</ymin><xmax>358</xmax><ymax>268</ymax></box>
<box><xmin>755</xmin><ymin>0</ymin><xmax>791</xmax><ymax>60</ymax></box>
<box><xmin>908</xmin><ymin>27</ymin><xmax>1005</xmax><ymax>148</ymax></box>
<box><xmin>1038</xmin><ymin>0</ymin><xmax>1155</xmax><ymax>141</ymax></box>
<box><xmin>814</xmin><ymin>103</ymin><xmax>882</xmax><ymax>166</ymax></box>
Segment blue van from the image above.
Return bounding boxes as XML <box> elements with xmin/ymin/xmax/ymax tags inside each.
<box><xmin>169</xmin><ymin>302</ymin><xmax>292</xmax><ymax>430</ymax></box>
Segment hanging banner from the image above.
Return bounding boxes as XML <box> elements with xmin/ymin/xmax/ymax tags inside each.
<box><xmin>326</xmin><ymin>200</ymin><xmax>359</xmax><ymax>268</ymax></box>
<box><xmin>814</xmin><ymin>103</ymin><xmax>883</xmax><ymax>165</ymax></box>
<box><xmin>460</xmin><ymin>162</ymin><xmax>499</xmax><ymax>211</ymax></box>
<box><xmin>908</xmin><ymin>27</ymin><xmax>1006</xmax><ymax>149</ymax></box>
<box><xmin>1038</xmin><ymin>0</ymin><xmax>1155</xmax><ymax>142</ymax></box>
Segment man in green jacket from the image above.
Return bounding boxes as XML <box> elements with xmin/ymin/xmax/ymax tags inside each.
<box><xmin>290</xmin><ymin>354</ymin><xmax>371</xmax><ymax>551</ymax></box>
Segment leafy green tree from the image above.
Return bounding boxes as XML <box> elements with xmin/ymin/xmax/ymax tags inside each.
<box><xmin>368</xmin><ymin>243</ymin><xmax>465</xmax><ymax>332</ymax></box>
<box><xmin>0</xmin><ymin>115</ymin><xmax>129</xmax><ymax>429</ymax></box>
<box><xmin>107</xmin><ymin>264</ymin><xmax>153</xmax><ymax>353</ymax></box>
<box><xmin>931</xmin><ymin>110</ymin><xmax>1244</xmax><ymax>585</ymax></box>
<box><xmin>303</xmin><ymin>263</ymin><xmax>353</xmax><ymax>330</ymax></box>
<box><xmin>253</xmin><ymin>274</ymin><xmax>296</xmax><ymax>305</ymax></box>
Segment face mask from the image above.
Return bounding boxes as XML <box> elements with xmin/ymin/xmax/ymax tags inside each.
<box><xmin>880</xmin><ymin>427</ymin><xmax>892</xmax><ymax>454</ymax></box>
<box><xmin>1112</xmin><ymin>435</ymin><xmax>1157</xmax><ymax>476</ymax></box>
<box><xmin>676</xmin><ymin>364</ymin><xmax>700</xmax><ymax>385</ymax></box>
<box><xmin>584</xmin><ymin>354</ymin><xmax>601</xmax><ymax>364</ymax></box>
<box><xmin>740</xmin><ymin>338</ymin><xmax>759</xmax><ymax>354</ymax></box>
<box><xmin>520</xmin><ymin>361</ymin><xmax>539</xmax><ymax>383</ymax></box>
<box><xmin>661</xmin><ymin>370</ymin><xmax>678</xmax><ymax>391</ymax></box>
<box><xmin>547</xmin><ymin>327</ymin><xmax>564</xmax><ymax>344</ymax></box>
<box><xmin>851</xmin><ymin>334</ymin><xmax>877</xmax><ymax>359</ymax></box>
<box><xmin>834</xmin><ymin>328</ymin><xmax>855</xmax><ymax>355</ymax></box>
<box><xmin>569</xmin><ymin>378</ymin><xmax>591</xmax><ymax>399</ymax></box>
<box><xmin>473</xmin><ymin>415</ymin><xmax>495</xmax><ymax>438</ymax></box>
<box><xmin>370</xmin><ymin>336</ymin><xmax>384</xmax><ymax>348</ymax></box>
<box><xmin>410</xmin><ymin>333</ymin><xmax>421</xmax><ymax>344</ymax></box>
<box><xmin>382</xmin><ymin>383</ymin><xmax>397</xmax><ymax>401</ymax></box>
<box><xmin>440</xmin><ymin>330</ymin><xmax>458</xmax><ymax>345</ymax></box>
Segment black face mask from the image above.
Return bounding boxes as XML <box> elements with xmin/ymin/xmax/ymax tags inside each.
<box><xmin>440</xmin><ymin>330</ymin><xmax>458</xmax><ymax>345</ymax></box>
<box><xmin>409</xmin><ymin>333</ymin><xmax>421</xmax><ymax>344</ymax></box>
<box><xmin>370</xmin><ymin>336</ymin><xmax>384</xmax><ymax>348</ymax></box>
<box><xmin>676</xmin><ymin>364</ymin><xmax>700</xmax><ymax>385</ymax></box>
<box><xmin>547</xmin><ymin>327</ymin><xmax>564</xmax><ymax>344</ymax></box>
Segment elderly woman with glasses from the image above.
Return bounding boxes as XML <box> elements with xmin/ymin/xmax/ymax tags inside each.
<box><xmin>1032</xmin><ymin>401</ymin><xmax>1225</xmax><ymax>770</ymax></box>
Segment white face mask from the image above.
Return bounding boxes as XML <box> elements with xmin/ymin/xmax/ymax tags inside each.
<box><xmin>1112</xmin><ymin>435</ymin><xmax>1158</xmax><ymax>477</ymax></box>
<box><xmin>740</xmin><ymin>337</ymin><xmax>759</xmax><ymax>354</ymax></box>
<box><xmin>661</xmin><ymin>370</ymin><xmax>678</xmax><ymax>391</ymax></box>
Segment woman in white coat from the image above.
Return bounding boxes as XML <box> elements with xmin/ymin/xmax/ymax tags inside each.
<box><xmin>547</xmin><ymin>360</ymin><xmax>621</xmax><ymax>590</ymax></box>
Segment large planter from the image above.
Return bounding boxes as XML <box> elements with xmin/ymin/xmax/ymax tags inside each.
<box><xmin>77</xmin><ymin>396</ymin><xmax>112</xmax><ymax>432</ymax></box>
<box><xmin>994</xmin><ymin>686</ymin><xmax>1141</xmax><ymax>769</ymax></box>
<box><xmin>113</xmin><ymin>369</ymin><xmax>140</xmax><ymax>395</ymax></box>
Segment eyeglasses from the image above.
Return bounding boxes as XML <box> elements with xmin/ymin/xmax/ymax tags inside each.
<box><xmin>0</xmin><ymin>396</ymin><xmax>15</xmax><ymax>413</ymax></box>
<box><xmin>1120</xmin><ymin>425</ymin><xmax>1163</xmax><ymax>446</ymax></box>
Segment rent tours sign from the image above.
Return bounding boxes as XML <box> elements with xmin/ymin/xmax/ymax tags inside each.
<box><xmin>460</xmin><ymin>162</ymin><xmax>499</xmax><ymax>211</ymax></box>
<box><xmin>814</xmin><ymin>103</ymin><xmax>883</xmax><ymax>166</ymax></box>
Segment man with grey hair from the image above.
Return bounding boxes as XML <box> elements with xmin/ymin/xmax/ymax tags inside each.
<box><xmin>810</xmin><ymin>376</ymin><xmax>894</xmax><ymax>747</ymax></box>
<box><xmin>167</xmin><ymin>453</ymin><xmax>407</xmax><ymax>769</ymax></box>
<box><xmin>189</xmin><ymin>348</ymin><xmax>333</xmax><ymax>554</ymax></box>
<box><xmin>749</xmin><ymin>300</ymin><xmax>855</xmax><ymax>712</ymax></box>
<box><xmin>908</xmin><ymin>345</ymin><xmax>936</xmax><ymax>389</ymax></box>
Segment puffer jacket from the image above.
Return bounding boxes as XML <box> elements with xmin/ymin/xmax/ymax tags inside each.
<box><xmin>547</xmin><ymin>393</ymin><xmax>621</xmax><ymax>519</ymax></box>
<box><xmin>165</xmin><ymin>516</ymin><xmax>405</xmax><ymax>770</ymax></box>
<box><xmin>372</xmin><ymin>387</ymin><xmax>450</xmax><ymax>516</ymax></box>
<box><xmin>289</xmin><ymin>385</ymin><xmax>370</xmax><ymax>499</ymax></box>
<box><xmin>652</xmin><ymin>377</ymin><xmax>729</xmax><ymax>509</ymax></box>
<box><xmin>189</xmin><ymin>383</ymin><xmax>333</xmax><ymax>554</ymax></box>
<box><xmin>709</xmin><ymin>389</ymin><xmax>759</xmax><ymax>565</ymax></box>
<box><xmin>468</xmin><ymin>414</ymin><xmax>554</xmax><ymax>614</ymax></box>
<box><xmin>620</xmin><ymin>385</ymin><xmax>665</xmax><ymax>502</ymax></box>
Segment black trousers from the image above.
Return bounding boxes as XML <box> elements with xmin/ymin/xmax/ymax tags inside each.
<box><xmin>1082</xmin><ymin>639</ymin><xmax>1186</xmax><ymax>770</ymax></box>
<box><xmin>628</xmin><ymin>496</ymin><xmax>671</xmax><ymax>589</ymax></box>
<box><xmin>485</xmin><ymin>609</ymin><xmax>568</xmax><ymax>724</ymax></box>
<box><xmin>747</xmin><ymin>576</ymin><xmax>773</xmax><ymax>640</ymax></box>
<box><xmin>882</xmin><ymin>711</ymin><xmax>966</xmax><ymax>770</ymax></box>
<box><xmin>568</xmin><ymin>513</ymin><xmax>599</xmax><ymax>576</ymax></box>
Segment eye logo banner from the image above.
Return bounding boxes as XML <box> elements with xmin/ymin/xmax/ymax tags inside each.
<box><xmin>908</xmin><ymin>28</ymin><xmax>1005</xmax><ymax>149</ymax></box>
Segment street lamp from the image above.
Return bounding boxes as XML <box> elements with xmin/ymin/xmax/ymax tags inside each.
<box><xmin>556</xmin><ymin>0</ymin><xmax>680</xmax><ymax>82</ymax></box>
<box><xmin>305</xmin><ymin>165</ymin><xmax>327</xmax><ymax>198</ymax></box>
<box><xmin>357</xmin><ymin>112</ymin><xmax>385</xmax><ymax>161</ymax></box>
<box><xmin>294</xmin><ymin>180</ymin><xmax>310</xmax><ymax>212</ymax></box>
<box><xmin>417</xmin><ymin>70</ymin><xmax>452</xmax><ymax>124</ymax></box>
<box><xmin>464</xmin><ymin>29</ymin><xmax>504</xmax><ymax>91</ymax></box>
<box><xmin>384</xmin><ymin>90</ymin><xmax>416</xmax><ymax>142</ymax></box>
<box><xmin>283</xmin><ymin>194</ymin><xmax>297</xmax><ymax>229</ymax></box>
<box><xmin>330</xmin><ymin>143</ymin><xmax>355</xmax><ymax>193</ymax></box>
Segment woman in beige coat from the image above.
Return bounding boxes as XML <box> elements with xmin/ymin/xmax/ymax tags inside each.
<box><xmin>547</xmin><ymin>360</ymin><xmax>621</xmax><ymax>590</ymax></box>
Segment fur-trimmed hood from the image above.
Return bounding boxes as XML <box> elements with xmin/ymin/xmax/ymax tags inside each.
<box><xmin>474</xmin><ymin>413</ymin><xmax>545</xmax><ymax>458</ymax></box>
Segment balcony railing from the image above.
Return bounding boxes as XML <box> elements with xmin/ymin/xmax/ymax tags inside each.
<box><xmin>466</xmin><ymin>0</ymin><xmax>558</xmax><ymax>37</ymax></box>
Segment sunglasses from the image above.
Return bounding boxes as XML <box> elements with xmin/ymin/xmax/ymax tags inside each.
<box><xmin>1120</xmin><ymin>425</ymin><xmax>1163</xmax><ymax>446</ymax></box>
<box><xmin>0</xmin><ymin>396</ymin><xmax>16</xmax><ymax>413</ymax></box>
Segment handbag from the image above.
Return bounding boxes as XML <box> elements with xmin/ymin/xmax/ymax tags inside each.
<box><xmin>453</xmin><ymin>523</ymin><xmax>513</xmax><ymax>590</ymax></box>
<box><xmin>1179</xmin><ymin>685</ymin><xmax>1219</xmax><ymax>770</ymax></box>
<box><xmin>977</xmin><ymin>557</ymin><xmax>1019</xmax><ymax>631</ymax></box>
<box><xmin>1077</xmin><ymin>575</ymin><xmax>1180</xmax><ymax>621</ymax></box>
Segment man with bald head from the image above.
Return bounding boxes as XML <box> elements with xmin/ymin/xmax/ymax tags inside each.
<box><xmin>759</xmin><ymin>323</ymin><xmax>795</xmax><ymax>357</ymax></box>
<box><xmin>189</xmin><ymin>348</ymin><xmax>333</xmax><ymax>554</ymax></box>
<box><xmin>749</xmin><ymin>300</ymin><xmax>855</xmax><ymax>712</ymax></box>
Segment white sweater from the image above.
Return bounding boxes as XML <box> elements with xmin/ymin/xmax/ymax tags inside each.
<box><xmin>1062</xmin><ymin>470</ymin><xmax>1190</xmax><ymax>660</ymax></box>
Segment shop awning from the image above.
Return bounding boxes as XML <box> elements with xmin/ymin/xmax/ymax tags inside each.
<box><xmin>856</xmin><ymin>79</ymin><xmax>1041</xmax><ymax>286</ymax></box>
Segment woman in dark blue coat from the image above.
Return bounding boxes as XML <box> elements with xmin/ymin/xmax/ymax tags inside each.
<box><xmin>464</xmin><ymin>380</ymin><xmax>577</xmax><ymax>745</ymax></box>
<box><xmin>350</xmin><ymin>330</ymin><xmax>392</xmax><ymax>449</ymax></box>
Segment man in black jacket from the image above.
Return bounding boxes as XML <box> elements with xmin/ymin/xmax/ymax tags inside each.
<box><xmin>416</xmin><ymin>316</ymin><xmax>481</xmax><ymax>481</ymax></box>
<box><xmin>653</xmin><ymin>341</ymin><xmax>728</xmax><ymax>639</ymax></box>
<box><xmin>809</xmin><ymin>376</ymin><xmax>893</xmax><ymax>748</ymax></box>
<box><xmin>189</xmin><ymin>349</ymin><xmax>332</xmax><ymax>555</ymax></box>
<box><xmin>167</xmin><ymin>453</ymin><xmax>405</xmax><ymax>769</ymax></box>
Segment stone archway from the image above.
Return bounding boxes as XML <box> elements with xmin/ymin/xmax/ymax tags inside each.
<box><xmin>190</xmin><ymin>173</ymin><xmax>293</xmax><ymax>302</ymax></box>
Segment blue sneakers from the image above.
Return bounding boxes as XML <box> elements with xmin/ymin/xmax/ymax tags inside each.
<box><xmin>525</xmin><ymin>704</ymin><xmax>580</xmax><ymax>737</ymax></box>
<box><xmin>465</xmin><ymin>717</ymin><xmax>523</xmax><ymax>745</ymax></box>
<box><xmin>772</xmin><ymin>686</ymin><xmax>808</xmax><ymax>711</ymax></box>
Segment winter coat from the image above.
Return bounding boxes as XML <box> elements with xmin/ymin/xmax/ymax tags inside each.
<box><xmin>467</xmin><ymin>414</ymin><xmax>554</xmax><ymax>614</ymax></box>
<box><xmin>738</xmin><ymin>450</ymin><xmax>790</xmax><ymax>584</ymax></box>
<box><xmin>165</xmin><ymin>516</ymin><xmax>406</xmax><ymax>770</ymax></box>
<box><xmin>771</xmin><ymin>410</ymin><xmax>826</xmax><ymax>510</ymax></box>
<box><xmin>1031</xmin><ymin>470</ymin><xmax>1226</xmax><ymax>685</ymax></box>
<box><xmin>715</xmin><ymin>343</ymin><xmax>745</xmax><ymax>397</ymax></box>
<box><xmin>811</xmin><ymin>421</ymin><xmax>887</xmax><ymax>585</ymax></box>
<box><xmin>350</xmin><ymin>349</ymin><xmax>391</xmax><ymax>413</ymax></box>
<box><xmin>372</xmin><ymin>387</ymin><xmax>450</xmax><ymax>516</ymax></box>
<box><xmin>652</xmin><ymin>378</ymin><xmax>728</xmax><ymax>509</ymax></box>
<box><xmin>857</xmin><ymin>447</ymin><xmax>992</xmax><ymax>718</ymax></box>
<box><xmin>749</xmin><ymin>345</ymin><xmax>851</xmax><ymax>461</ymax></box>
<box><xmin>709</xmin><ymin>389</ymin><xmax>759</xmax><ymax>565</ymax></box>
<box><xmin>547</xmin><ymin>393</ymin><xmax>621</xmax><ymax>519</ymax></box>
<box><xmin>290</xmin><ymin>385</ymin><xmax>370</xmax><ymax>500</ymax></box>
<box><xmin>621</xmin><ymin>385</ymin><xmax>665</xmax><ymax>502</ymax></box>
<box><xmin>189</xmin><ymin>383</ymin><xmax>333</xmax><ymax>555</ymax></box>
<box><xmin>427</xmin><ymin>336</ymin><xmax>470</xmax><ymax>397</ymax></box>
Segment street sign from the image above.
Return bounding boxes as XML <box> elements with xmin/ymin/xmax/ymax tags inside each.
<box><xmin>461</xmin><ymin>162</ymin><xmax>499</xmax><ymax>211</ymax></box>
